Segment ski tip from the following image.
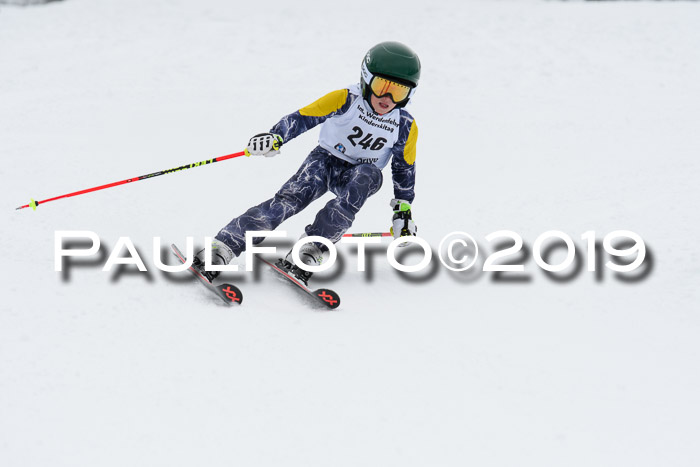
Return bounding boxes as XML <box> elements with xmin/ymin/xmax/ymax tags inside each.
<box><xmin>170</xmin><ymin>243</ymin><xmax>186</xmax><ymax>262</ymax></box>
<box><xmin>216</xmin><ymin>283</ymin><xmax>243</xmax><ymax>305</ymax></box>
<box><xmin>314</xmin><ymin>288</ymin><xmax>340</xmax><ymax>309</ymax></box>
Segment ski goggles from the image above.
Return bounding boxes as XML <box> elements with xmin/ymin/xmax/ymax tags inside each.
<box><xmin>369</xmin><ymin>75</ymin><xmax>413</xmax><ymax>104</ymax></box>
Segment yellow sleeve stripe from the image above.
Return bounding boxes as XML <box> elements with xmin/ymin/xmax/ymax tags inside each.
<box><xmin>298</xmin><ymin>89</ymin><xmax>349</xmax><ymax>117</ymax></box>
<box><xmin>403</xmin><ymin>119</ymin><xmax>418</xmax><ymax>165</ymax></box>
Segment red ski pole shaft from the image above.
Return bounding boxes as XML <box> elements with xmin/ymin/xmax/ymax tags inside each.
<box><xmin>15</xmin><ymin>150</ymin><xmax>247</xmax><ymax>211</ymax></box>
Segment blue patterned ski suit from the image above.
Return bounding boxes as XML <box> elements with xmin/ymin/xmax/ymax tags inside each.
<box><xmin>216</xmin><ymin>85</ymin><xmax>418</xmax><ymax>256</ymax></box>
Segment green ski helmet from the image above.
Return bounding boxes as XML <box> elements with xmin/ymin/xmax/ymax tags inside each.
<box><xmin>361</xmin><ymin>41</ymin><xmax>421</xmax><ymax>109</ymax></box>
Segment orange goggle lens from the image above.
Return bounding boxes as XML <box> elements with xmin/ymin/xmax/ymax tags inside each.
<box><xmin>369</xmin><ymin>76</ymin><xmax>412</xmax><ymax>103</ymax></box>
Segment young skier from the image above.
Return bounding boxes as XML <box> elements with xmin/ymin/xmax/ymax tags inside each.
<box><xmin>194</xmin><ymin>41</ymin><xmax>421</xmax><ymax>284</ymax></box>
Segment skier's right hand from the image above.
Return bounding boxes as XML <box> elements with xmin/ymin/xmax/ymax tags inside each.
<box><xmin>390</xmin><ymin>198</ymin><xmax>417</xmax><ymax>247</ymax></box>
<box><xmin>245</xmin><ymin>133</ymin><xmax>283</xmax><ymax>157</ymax></box>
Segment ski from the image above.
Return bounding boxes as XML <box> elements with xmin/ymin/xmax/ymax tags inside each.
<box><xmin>170</xmin><ymin>244</ymin><xmax>242</xmax><ymax>305</ymax></box>
<box><xmin>257</xmin><ymin>257</ymin><xmax>340</xmax><ymax>310</ymax></box>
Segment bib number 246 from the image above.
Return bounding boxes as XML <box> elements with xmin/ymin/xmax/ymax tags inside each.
<box><xmin>347</xmin><ymin>126</ymin><xmax>387</xmax><ymax>150</ymax></box>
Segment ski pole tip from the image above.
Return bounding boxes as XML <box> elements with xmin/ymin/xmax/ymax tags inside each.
<box><xmin>16</xmin><ymin>199</ymin><xmax>38</xmax><ymax>211</ymax></box>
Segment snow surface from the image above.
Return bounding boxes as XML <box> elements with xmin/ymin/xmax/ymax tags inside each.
<box><xmin>1</xmin><ymin>0</ymin><xmax>699</xmax><ymax>466</ymax></box>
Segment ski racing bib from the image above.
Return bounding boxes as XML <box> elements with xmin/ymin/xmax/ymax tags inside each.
<box><xmin>317</xmin><ymin>90</ymin><xmax>400</xmax><ymax>169</ymax></box>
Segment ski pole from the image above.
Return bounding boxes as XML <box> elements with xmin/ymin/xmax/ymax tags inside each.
<box><xmin>342</xmin><ymin>232</ymin><xmax>392</xmax><ymax>238</ymax></box>
<box><xmin>15</xmin><ymin>150</ymin><xmax>247</xmax><ymax>211</ymax></box>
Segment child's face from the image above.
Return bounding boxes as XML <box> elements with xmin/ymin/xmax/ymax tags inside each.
<box><xmin>370</xmin><ymin>94</ymin><xmax>397</xmax><ymax>115</ymax></box>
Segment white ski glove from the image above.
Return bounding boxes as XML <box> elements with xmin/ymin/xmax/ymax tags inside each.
<box><xmin>245</xmin><ymin>133</ymin><xmax>283</xmax><ymax>157</ymax></box>
<box><xmin>390</xmin><ymin>198</ymin><xmax>417</xmax><ymax>246</ymax></box>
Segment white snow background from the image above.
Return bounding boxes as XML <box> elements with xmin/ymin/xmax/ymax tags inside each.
<box><xmin>1</xmin><ymin>0</ymin><xmax>699</xmax><ymax>465</ymax></box>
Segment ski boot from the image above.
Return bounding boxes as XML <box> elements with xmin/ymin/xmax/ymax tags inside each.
<box><xmin>276</xmin><ymin>242</ymin><xmax>325</xmax><ymax>286</ymax></box>
<box><xmin>192</xmin><ymin>239</ymin><xmax>235</xmax><ymax>283</ymax></box>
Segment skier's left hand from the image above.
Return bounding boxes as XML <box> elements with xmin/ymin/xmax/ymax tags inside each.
<box><xmin>245</xmin><ymin>133</ymin><xmax>283</xmax><ymax>157</ymax></box>
<box><xmin>390</xmin><ymin>198</ymin><xmax>417</xmax><ymax>246</ymax></box>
